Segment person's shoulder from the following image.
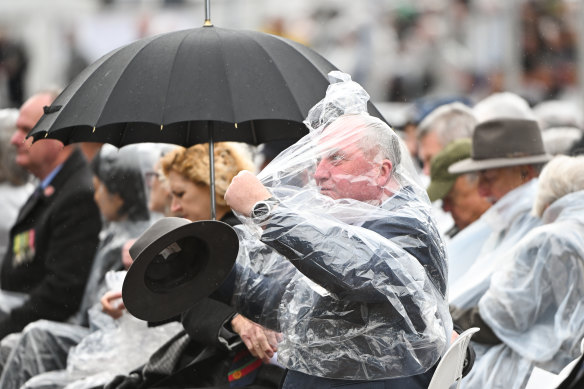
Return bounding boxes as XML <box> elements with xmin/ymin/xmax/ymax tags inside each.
<box><xmin>55</xmin><ymin>151</ymin><xmax>95</xmax><ymax>194</ymax></box>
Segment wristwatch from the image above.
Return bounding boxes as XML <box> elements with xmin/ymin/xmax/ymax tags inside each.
<box><xmin>251</xmin><ymin>197</ymin><xmax>279</xmax><ymax>223</ymax></box>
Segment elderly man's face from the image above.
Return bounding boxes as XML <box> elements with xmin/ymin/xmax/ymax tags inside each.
<box><xmin>12</xmin><ymin>93</ymin><xmax>62</xmax><ymax>178</ymax></box>
<box><xmin>314</xmin><ymin>119</ymin><xmax>391</xmax><ymax>202</ymax></box>
<box><xmin>442</xmin><ymin>174</ymin><xmax>491</xmax><ymax>229</ymax></box>
<box><xmin>477</xmin><ymin>166</ymin><xmax>528</xmax><ymax>204</ymax></box>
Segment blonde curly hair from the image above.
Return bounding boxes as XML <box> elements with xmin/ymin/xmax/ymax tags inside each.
<box><xmin>161</xmin><ymin>142</ymin><xmax>254</xmax><ymax>207</ymax></box>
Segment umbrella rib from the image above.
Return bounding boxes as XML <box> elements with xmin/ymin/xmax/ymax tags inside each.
<box><xmin>216</xmin><ymin>30</ymin><xmax>238</xmax><ymax>124</ymax></box>
<box><xmin>160</xmin><ymin>31</ymin><xmax>193</xmax><ymax>129</ymax></box>
<box><xmin>95</xmin><ymin>35</ymin><xmax>167</xmax><ymax>129</ymax></box>
<box><xmin>248</xmin><ymin>34</ymin><xmax>311</xmax><ymax>122</ymax></box>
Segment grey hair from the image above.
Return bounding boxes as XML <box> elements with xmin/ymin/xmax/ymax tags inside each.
<box><xmin>533</xmin><ymin>155</ymin><xmax>584</xmax><ymax>217</ymax></box>
<box><xmin>355</xmin><ymin>114</ymin><xmax>402</xmax><ymax>169</ymax></box>
<box><xmin>417</xmin><ymin>102</ymin><xmax>476</xmax><ymax>146</ymax></box>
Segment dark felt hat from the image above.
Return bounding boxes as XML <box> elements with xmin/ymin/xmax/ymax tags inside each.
<box><xmin>122</xmin><ymin>217</ymin><xmax>239</xmax><ymax>322</ymax></box>
<box><xmin>449</xmin><ymin>118</ymin><xmax>552</xmax><ymax>174</ymax></box>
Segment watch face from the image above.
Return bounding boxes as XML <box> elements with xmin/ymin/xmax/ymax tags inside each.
<box><xmin>252</xmin><ymin>202</ymin><xmax>270</xmax><ymax>218</ymax></box>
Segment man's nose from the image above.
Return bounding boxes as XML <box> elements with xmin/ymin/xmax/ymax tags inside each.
<box><xmin>314</xmin><ymin>160</ymin><xmax>329</xmax><ymax>181</ymax></box>
<box><xmin>422</xmin><ymin>163</ymin><xmax>431</xmax><ymax>176</ymax></box>
<box><xmin>10</xmin><ymin>130</ymin><xmax>25</xmax><ymax>147</ymax></box>
<box><xmin>477</xmin><ymin>179</ymin><xmax>490</xmax><ymax>198</ymax></box>
<box><xmin>442</xmin><ymin>198</ymin><xmax>452</xmax><ymax>212</ymax></box>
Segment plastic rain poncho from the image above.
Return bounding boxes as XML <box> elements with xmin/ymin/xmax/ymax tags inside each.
<box><xmin>449</xmin><ymin>179</ymin><xmax>542</xmax><ymax>308</ymax></box>
<box><xmin>461</xmin><ymin>190</ymin><xmax>584</xmax><ymax>389</ymax></box>
<box><xmin>232</xmin><ymin>72</ymin><xmax>451</xmax><ymax>380</ymax></box>
<box><xmin>445</xmin><ymin>216</ymin><xmax>491</xmax><ymax>289</ymax></box>
<box><xmin>7</xmin><ymin>272</ymin><xmax>182</xmax><ymax>389</ymax></box>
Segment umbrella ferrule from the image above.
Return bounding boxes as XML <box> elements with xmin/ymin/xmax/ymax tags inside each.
<box><xmin>204</xmin><ymin>0</ymin><xmax>212</xmax><ymax>27</ymax></box>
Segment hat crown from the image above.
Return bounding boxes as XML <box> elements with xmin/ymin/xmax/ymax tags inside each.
<box><xmin>431</xmin><ymin>138</ymin><xmax>472</xmax><ymax>180</ymax></box>
<box><xmin>472</xmin><ymin>119</ymin><xmax>545</xmax><ymax>160</ymax></box>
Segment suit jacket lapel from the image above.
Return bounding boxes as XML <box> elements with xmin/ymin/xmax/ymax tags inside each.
<box><xmin>13</xmin><ymin>149</ymin><xmax>86</xmax><ymax>227</ymax></box>
<box><xmin>14</xmin><ymin>188</ymin><xmax>42</xmax><ymax>226</ymax></box>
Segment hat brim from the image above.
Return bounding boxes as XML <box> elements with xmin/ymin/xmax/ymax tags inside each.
<box><xmin>427</xmin><ymin>178</ymin><xmax>455</xmax><ymax>203</ymax></box>
<box><xmin>122</xmin><ymin>218</ymin><xmax>239</xmax><ymax>322</ymax></box>
<box><xmin>448</xmin><ymin>154</ymin><xmax>552</xmax><ymax>174</ymax></box>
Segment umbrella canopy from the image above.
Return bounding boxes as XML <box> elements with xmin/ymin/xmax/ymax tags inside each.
<box><xmin>29</xmin><ymin>26</ymin><xmax>386</xmax><ymax>147</ymax></box>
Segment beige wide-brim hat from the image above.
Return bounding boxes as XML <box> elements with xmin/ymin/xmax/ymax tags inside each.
<box><xmin>449</xmin><ymin>118</ymin><xmax>553</xmax><ymax>174</ymax></box>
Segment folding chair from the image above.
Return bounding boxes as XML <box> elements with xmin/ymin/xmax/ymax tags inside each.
<box><xmin>427</xmin><ymin>327</ymin><xmax>480</xmax><ymax>389</ymax></box>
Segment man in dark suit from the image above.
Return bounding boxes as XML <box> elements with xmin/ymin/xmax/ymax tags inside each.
<box><xmin>0</xmin><ymin>91</ymin><xmax>102</xmax><ymax>339</ymax></box>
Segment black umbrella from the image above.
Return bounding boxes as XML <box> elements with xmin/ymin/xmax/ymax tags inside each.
<box><xmin>27</xmin><ymin>10</ymin><xmax>389</xmax><ymax>320</ymax></box>
<box><xmin>29</xmin><ymin>24</ymin><xmax>387</xmax><ymax>218</ymax></box>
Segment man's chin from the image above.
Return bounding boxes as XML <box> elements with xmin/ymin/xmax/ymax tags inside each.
<box><xmin>319</xmin><ymin>189</ymin><xmax>337</xmax><ymax>199</ymax></box>
<box><xmin>14</xmin><ymin>156</ymin><xmax>28</xmax><ymax>169</ymax></box>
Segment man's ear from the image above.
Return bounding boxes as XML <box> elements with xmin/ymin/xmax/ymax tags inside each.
<box><xmin>377</xmin><ymin>160</ymin><xmax>393</xmax><ymax>187</ymax></box>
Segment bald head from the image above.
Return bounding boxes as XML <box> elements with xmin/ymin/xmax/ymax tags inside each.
<box><xmin>11</xmin><ymin>92</ymin><xmax>71</xmax><ymax>179</ymax></box>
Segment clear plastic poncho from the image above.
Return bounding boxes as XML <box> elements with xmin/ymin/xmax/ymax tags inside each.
<box><xmin>232</xmin><ymin>72</ymin><xmax>452</xmax><ymax>380</ymax></box>
<box><xmin>462</xmin><ymin>190</ymin><xmax>584</xmax><ymax>389</ymax></box>
<box><xmin>449</xmin><ymin>179</ymin><xmax>542</xmax><ymax>308</ymax></box>
<box><xmin>14</xmin><ymin>271</ymin><xmax>182</xmax><ymax>389</ymax></box>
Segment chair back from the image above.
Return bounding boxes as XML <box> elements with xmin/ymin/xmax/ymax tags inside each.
<box><xmin>428</xmin><ymin>327</ymin><xmax>480</xmax><ymax>389</ymax></box>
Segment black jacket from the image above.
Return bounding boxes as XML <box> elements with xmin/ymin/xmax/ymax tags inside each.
<box><xmin>0</xmin><ymin>149</ymin><xmax>102</xmax><ymax>338</ymax></box>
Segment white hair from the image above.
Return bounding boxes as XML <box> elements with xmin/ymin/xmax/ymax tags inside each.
<box><xmin>417</xmin><ymin>102</ymin><xmax>476</xmax><ymax>146</ymax></box>
<box><xmin>474</xmin><ymin>92</ymin><xmax>536</xmax><ymax>124</ymax></box>
<box><xmin>330</xmin><ymin>113</ymin><xmax>402</xmax><ymax>168</ymax></box>
<box><xmin>542</xmin><ymin>127</ymin><xmax>583</xmax><ymax>156</ymax></box>
<box><xmin>533</xmin><ymin>155</ymin><xmax>584</xmax><ymax>217</ymax></box>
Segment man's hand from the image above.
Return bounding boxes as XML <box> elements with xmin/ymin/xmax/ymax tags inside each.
<box><xmin>101</xmin><ymin>290</ymin><xmax>126</xmax><ymax>319</ymax></box>
<box><xmin>224</xmin><ymin>171</ymin><xmax>272</xmax><ymax>216</ymax></box>
<box><xmin>231</xmin><ymin>314</ymin><xmax>281</xmax><ymax>363</ymax></box>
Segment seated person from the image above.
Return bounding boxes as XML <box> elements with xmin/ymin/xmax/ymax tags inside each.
<box><xmin>452</xmin><ymin>155</ymin><xmax>584</xmax><ymax>389</ymax></box>
<box><xmin>0</xmin><ymin>144</ymin><xmax>153</xmax><ymax>389</ymax></box>
<box><xmin>224</xmin><ymin>72</ymin><xmax>451</xmax><ymax>388</ymax></box>
<box><xmin>106</xmin><ymin>142</ymin><xmax>284</xmax><ymax>389</ymax></box>
<box><xmin>0</xmin><ymin>92</ymin><xmax>102</xmax><ymax>340</ymax></box>
<box><xmin>0</xmin><ymin>108</ymin><xmax>33</xmax><ymax>264</ymax></box>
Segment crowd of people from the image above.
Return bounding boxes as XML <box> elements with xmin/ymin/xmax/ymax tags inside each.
<box><xmin>0</xmin><ymin>67</ymin><xmax>581</xmax><ymax>389</ymax></box>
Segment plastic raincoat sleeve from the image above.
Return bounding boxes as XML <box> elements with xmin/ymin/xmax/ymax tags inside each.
<box><xmin>230</xmin><ymin>71</ymin><xmax>451</xmax><ymax>380</ymax></box>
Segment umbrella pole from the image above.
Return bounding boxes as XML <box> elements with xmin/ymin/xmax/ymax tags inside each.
<box><xmin>208</xmin><ymin>122</ymin><xmax>217</xmax><ymax>220</ymax></box>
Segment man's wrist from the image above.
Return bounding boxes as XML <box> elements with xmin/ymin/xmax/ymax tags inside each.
<box><xmin>251</xmin><ymin>197</ymin><xmax>279</xmax><ymax>223</ymax></box>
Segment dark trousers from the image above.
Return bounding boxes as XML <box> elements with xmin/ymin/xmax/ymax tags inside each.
<box><xmin>281</xmin><ymin>367</ymin><xmax>435</xmax><ymax>389</ymax></box>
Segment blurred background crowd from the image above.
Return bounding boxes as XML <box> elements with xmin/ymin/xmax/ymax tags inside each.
<box><xmin>1</xmin><ymin>0</ymin><xmax>584</xmax><ymax>116</ymax></box>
